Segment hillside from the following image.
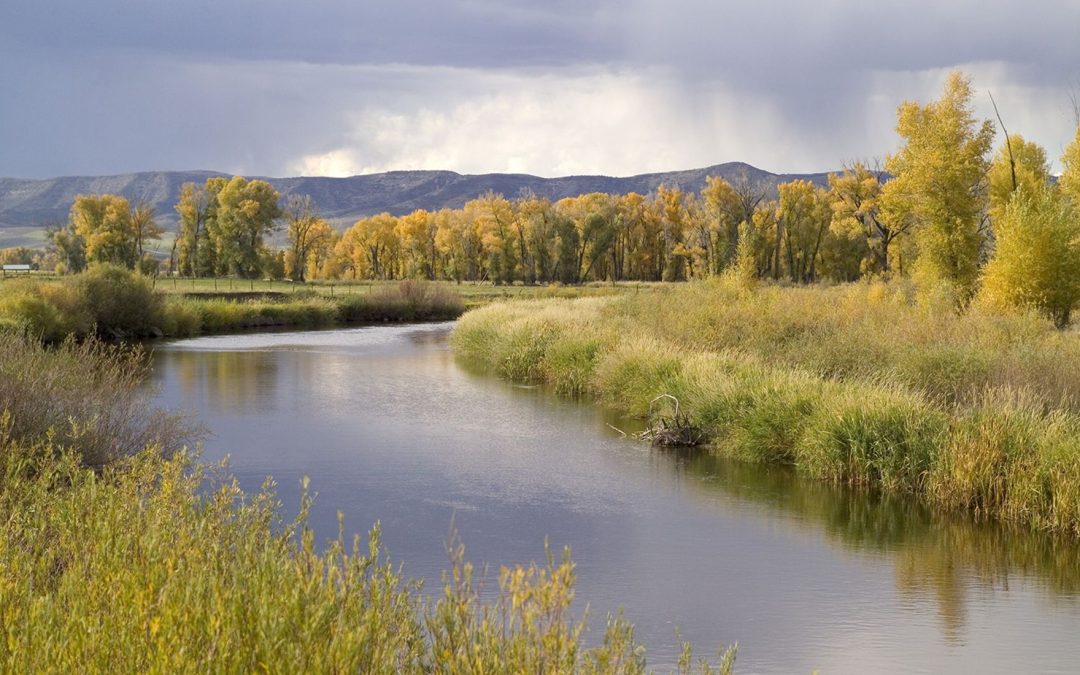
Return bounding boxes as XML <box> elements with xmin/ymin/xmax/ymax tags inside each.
<box><xmin>0</xmin><ymin>162</ymin><xmax>832</xmax><ymax>245</ymax></box>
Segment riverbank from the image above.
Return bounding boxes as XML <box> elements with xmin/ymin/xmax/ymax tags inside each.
<box><xmin>451</xmin><ymin>279</ymin><xmax>1080</xmax><ymax>536</ymax></box>
<box><xmin>0</xmin><ymin>330</ymin><xmax>736</xmax><ymax>672</ymax></box>
<box><xmin>0</xmin><ymin>267</ymin><xmax>466</xmax><ymax>341</ymax></box>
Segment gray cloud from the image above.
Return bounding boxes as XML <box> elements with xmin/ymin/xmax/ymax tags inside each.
<box><xmin>2</xmin><ymin>1</ymin><xmax>1078</xmax><ymax>178</ymax></box>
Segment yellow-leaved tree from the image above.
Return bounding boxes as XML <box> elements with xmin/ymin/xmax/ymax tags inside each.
<box><xmin>829</xmin><ymin>162</ymin><xmax>907</xmax><ymax>274</ymax></box>
<box><xmin>987</xmin><ymin>133</ymin><xmax>1052</xmax><ymax>225</ymax></box>
<box><xmin>979</xmin><ymin>184</ymin><xmax>1080</xmax><ymax>327</ymax></box>
<box><xmin>1061</xmin><ymin>127</ymin><xmax>1080</xmax><ymax>204</ymax></box>
<box><xmin>882</xmin><ymin>71</ymin><xmax>995</xmax><ymax>302</ymax></box>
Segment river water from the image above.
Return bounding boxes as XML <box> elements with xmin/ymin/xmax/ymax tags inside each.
<box><xmin>148</xmin><ymin>323</ymin><xmax>1080</xmax><ymax>674</ymax></box>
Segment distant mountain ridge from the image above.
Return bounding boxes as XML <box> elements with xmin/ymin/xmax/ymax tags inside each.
<box><xmin>0</xmin><ymin>162</ymin><xmax>834</xmax><ymax>238</ymax></box>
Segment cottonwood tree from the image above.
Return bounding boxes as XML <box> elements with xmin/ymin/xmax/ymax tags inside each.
<box><xmin>777</xmin><ymin>180</ymin><xmax>832</xmax><ymax>283</ymax></box>
<box><xmin>980</xmin><ymin>185</ymin><xmax>1080</xmax><ymax>327</ymax></box>
<box><xmin>882</xmin><ymin>71</ymin><xmax>995</xmax><ymax>301</ymax></box>
<box><xmin>284</xmin><ymin>194</ymin><xmax>333</xmax><ymax>282</ymax></box>
<box><xmin>69</xmin><ymin>194</ymin><xmax>155</xmax><ymax>269</ymax></box>
<box><xmin>47</xmin><ymin>222</ymin><xmax>87</xmax><ymax>274</ymax></box>
<box><xmin>176</xmin><ymin>182</ymin><xmax>213</xmax><ymax>277</ymax></box>
<box><xmin>207</xmin><ymin>177</ymin><xmax>282</xmax><ymax>278</ymax></box>
<box><xmin>702</xmin><ymin>174</ymin><xmax>765</xmax><ymax>272</ymax></box>
<box><xmin>131</xmin><ymin>201</ymin><xmax>163</xmax><ymax>274</ymax></box>
<box><xmin>987</xmin><ymin>134</ymin><xmax>1052</xmax><ymax>224</ymax></box>
<box><xmin>1061</xmin><ymin>127</ymin><xmax>1080</xmax><ymax>204</ymax></box>
<box><xmin>829</xmin><ymin>162</ymin><xmax>907</xmax><ymax>274</ymax></box>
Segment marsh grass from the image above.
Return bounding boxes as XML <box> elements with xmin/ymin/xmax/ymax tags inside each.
<box><xmin>452</xmin><ymin>280</ymin><xmax>1080</xmax><ymax>535</ymax></box>
<box><xmin>0</xmin><ymin>270</ymin><xmax>467</xmax><ymax>340</ymax></box>
<box><xmin>0</xmin><ymin>437</ymin><xmax>736</xmax><ymax>673</ymax></box>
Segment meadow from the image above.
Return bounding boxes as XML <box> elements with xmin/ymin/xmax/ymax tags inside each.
<box><xmin>451</xmin><ymin>279</ymin><xmax>1080</xmax><ymax>535</ymax></box>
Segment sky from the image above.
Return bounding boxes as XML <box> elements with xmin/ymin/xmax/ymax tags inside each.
<box><xmin>2</xmin><ymin>0</ymin><xmax>1079</xmax><ymax>179</ymax></box>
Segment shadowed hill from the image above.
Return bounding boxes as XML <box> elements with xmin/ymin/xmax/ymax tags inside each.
<box><xmin>0</xmin><ymin>162</ymin><xmax>833</xmax><ymax>239</ymax></box>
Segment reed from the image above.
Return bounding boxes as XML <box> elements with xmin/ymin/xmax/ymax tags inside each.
<box><xmin>451</xmin><ymin>280</ymin><xmax>1080</xmax><ymax>535</ymax></box>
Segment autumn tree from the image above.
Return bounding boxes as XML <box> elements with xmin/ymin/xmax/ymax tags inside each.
<box><xmin>70</xmin><ymin>194</ymin><xmax>139</xmax><ymax>268</ymax></box>
<box><xmin>612</xmin><ymin>193</ymin><xmax>647</xmax><ymax>281</ymax></box>
<box><xmin>208</xmin><ymin>177</ymin><xmax>282</xmax><ymax>278</ymax></box>
<box><xmin>653</xmin><ymin>185</ymin><xmax>690</xmax><ymax>281</ymax></box>
<box><xmin>1061</xmin><ymin>127</ymin><xmax>1080</xmax><ymax>204</ymax></box>
<box><xmin>176</xmin><ymin>182</ymin><xmax>214</xmax><ymax>276</ymax></box>
<box><xmin>828</xmin><ymin>163</ymin><xmax>905</xmax><ymax>273</ymax></box>
<box><xmin>47</xmin><ymin>222</ymin><xmax>86</xmax><ymax>274</ymax></box>
<box><xmin>749</xmin><ymin>200</ymin><xmax>779</xmax><ymax>279</ymax></box>
<box><xmin>467</xmin><ymin>192</ymin><xmax>517</xmax><ymax>284</ymax></box>
<box><xmin>980</xmin><ymin>185</ymin><xmax>1080</xmax><ymax>326</ymax></box>
<box><xmin>777</xmin><ymin>180</ymin><xmax>832</xmax><ymax>283</ymax></box>
<box><xmin>283</xmin><ymin>194</ymin><xmax>333</xmax><ymax>282</ymax></box>
<box><xmin>701</xmin><ymin>174</ymin><xmax>763</xmax><ymax>272</ymax></box>
<box><xmin>882</xmin><ymin>71</ymin><xmax>995</xmax><ymax>301</ymax></box>
<box><xmin>987</xmin><ymin>134</ymin><xmax>1052</xmax><ymax>224</ymax></box>
<box><xmin>517</xmin><ymin>193</ymin><xmax>556</xmax><ymax>283</ymax></box>
<box><xmin>131</xmin><ymin>201</ymin><xmax>163</xmax><ymax>274</ymax></box>
<box><xmin>396</xmin><ymin>209</ymin><xmax>439</xmax><ymax>279</ymax></box>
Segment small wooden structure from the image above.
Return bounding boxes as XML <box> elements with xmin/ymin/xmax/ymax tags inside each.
<box><xmin>1</xmin><ymin>264</ymin><xmax>31</xmax><ymax>277</ymax></box>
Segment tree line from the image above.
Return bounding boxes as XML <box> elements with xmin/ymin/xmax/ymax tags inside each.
<box><xmin>25</xmin><ymin>70</ymin><xmax>1080</xmax><ymax>323</ymax></box>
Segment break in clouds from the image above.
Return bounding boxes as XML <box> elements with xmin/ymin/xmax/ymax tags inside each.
<box><xmin>2</xmin><ymin>0</ymin><xmax>1078</xmax><ymax>178</ymax></box>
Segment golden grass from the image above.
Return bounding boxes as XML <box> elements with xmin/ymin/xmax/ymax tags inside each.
<box><xmin>451</xmin><ymin>279</ymin><xmax>1080</xmax><ymax>535</ymax></box>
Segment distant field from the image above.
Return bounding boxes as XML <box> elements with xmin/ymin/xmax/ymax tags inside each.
<box><xmin>152</xmin><ymin>279</ymin><xmax>655</xmax><ymax>308</ymax></box>
<box><xmin>0</xmin><ymin>226</ymin><xmax>49</xmax><ymax>248</ymax></box>
<box><xmin>0</xmin><ymin>273</ymin><xmax>656</xmax><ymax>306</ymax></box>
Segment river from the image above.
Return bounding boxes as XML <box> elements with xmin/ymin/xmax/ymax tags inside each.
<box><xmin>148</xmin><ymin>322</ymin><xmax>1080</xmax><ymax>674</ymax></box>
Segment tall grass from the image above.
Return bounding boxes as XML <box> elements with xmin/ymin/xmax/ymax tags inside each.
<box><xmin>451</xmin><ymin>281</ymin><xmax>1080</xmax><ymax>535</ymax></box>
<box><xmin>0</xmin><ymin>269</ymin><xmax>466</xmax><ymax>341</ymax></box>
<box><xmin>1</xmin><ymin>437</ymin><xmax>738</xmax><ymax>672</ymax></box>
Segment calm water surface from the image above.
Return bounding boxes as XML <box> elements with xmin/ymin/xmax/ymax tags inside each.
<box><xmin>148</xmin><ymin>323</ymin><xmax>1080</xmax><ymax>674</ymax></box>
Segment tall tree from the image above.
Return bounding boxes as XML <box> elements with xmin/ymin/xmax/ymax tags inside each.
<box><xmin>987</xmin><ymin>134</ymin><xmax>1052</xmax><ymax>224</ymax></box>
<box><xmin>208</xmin><ymin>177</ymin><xmax>282</xmax><ymax>278</ymax></box>
<box><xmin>829</xmin><ymin>162</ymin><xmax>905</xmax><ymax>273</ymax></box>
<box><xmin>46</xmin><ymin>222</ymin><xmax>86</xmax><ymax>274</ymax></box>
<box><xmin>131</xmin><ymin>200</ymin><xmax>163</xmax><ymax>273</ymax></box>
<box><xmin>70</xmin><ymin>194</ymin><xmax>138</xmax><ymax>268</ymax></box>
<box><xmin>882</xmin><ymin>71</ymin><xmax>995</xmax><ymax>301</ymax></box>
<box><xmin>1061</xmin><ymin>127</ymin><xmax>1080</xmax><ymax>204</ymax></box>
<box><xmin>980</xmin><ymin>185</ymin><xmax>1080</xmax><ymax>327</ymax></box>
<box><xmin>175</xmin><ymin>182</ymin><xmax>212</xmax><ymax>277</ymax></box>
<box><xmin>777</xmin><ymin>180</ymin><xmax>832</xmax><ymax>283</ymax></box>
<box><xmin>283</xmin><ymin>194</ymin><xmax>332</xmax><ymax>282</ymax></box>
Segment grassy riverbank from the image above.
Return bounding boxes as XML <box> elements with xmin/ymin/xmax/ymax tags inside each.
<box><xmin>0</xmin><ymin>332</ymin><xmax>735</xmax><ymax>672</ymax></box>
<box><xmin>451</xmin><ymin>280</ymin><xmax>1080</xmax><ymax>535</ymax></box>
<box><xmin>0</xmin><ymin>266</ymin><xmax>466</xmax><ymax>341</ymax></box>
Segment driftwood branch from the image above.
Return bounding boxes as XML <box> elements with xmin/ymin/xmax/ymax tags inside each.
<box><xmin>638</xmin><ymin>394</ymin><xmax>702</xmax><ymax>447</ymax></box>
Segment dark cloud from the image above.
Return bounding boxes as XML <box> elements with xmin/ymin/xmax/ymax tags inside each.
<box><xmin>1</xmin><ymin>0</ymin><xmax>1077</xmax><ymax>178</ymax></box>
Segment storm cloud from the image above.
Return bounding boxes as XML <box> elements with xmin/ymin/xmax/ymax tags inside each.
<box><xmin>2</xmin><ymin>0</ymin><xmax>1078</xmax><ymax>178</ymax></box>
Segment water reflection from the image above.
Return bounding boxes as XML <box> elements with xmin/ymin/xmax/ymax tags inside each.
<box><xmin>667</xmin><ymin>448</ymin><xmax>1080</xmax><ymax>640</ymax></box>
<box><xmin>163</xmin><ymin>350</ymin><xmax>281</xmax><ymax>413</ymax></box>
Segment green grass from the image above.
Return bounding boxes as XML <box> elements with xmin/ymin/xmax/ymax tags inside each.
<box><xmin>142</xmin><ymin>276</ymin><xmax>647</xmax><ymax>303</ymax></box>
<box><xmin>451</xmin><ymin>280</ymin><xmax>1080</xmax><ymax>535</ymax></box>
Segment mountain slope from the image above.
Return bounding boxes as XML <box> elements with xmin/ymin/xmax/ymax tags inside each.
<box><xmin>0</xmin><ymin>162</ymin><xmax>833</xmax><ymax>237</ymax></box>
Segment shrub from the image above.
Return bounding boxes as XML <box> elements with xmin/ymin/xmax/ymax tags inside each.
<box><xmin>0</xmin><ymin>334</ymin><xmax>195</xmax><ymax>466</ymax></box>
<box><xmin>77</xmin><ymin>264</ymin><xmax>164</xmax><ymax>337</ymax></box>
